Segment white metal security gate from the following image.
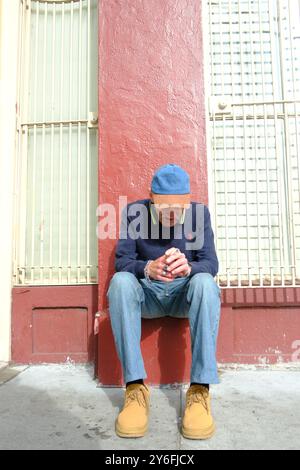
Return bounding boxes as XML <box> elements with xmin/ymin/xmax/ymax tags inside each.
<box><xmin>14</xmin><ymin>0</ymin><xmax>98</xmax><ymax>285</ymax></box>
<box><xmin>206</xmin><ymin>0</ymin><xmax>300</xmax><ymax>287</ymax></box>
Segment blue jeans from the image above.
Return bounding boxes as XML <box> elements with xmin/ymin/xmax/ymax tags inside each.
<box><xmin>107</xmin><ymin>272</ymin><xmax>221</xmax><ymax>385</ymax></box>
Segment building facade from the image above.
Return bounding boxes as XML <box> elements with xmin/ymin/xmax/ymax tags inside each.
<box><xmin>1</xmin><ymin>0</ymin><xmax>299</xmax><ymax>383</ymax></box>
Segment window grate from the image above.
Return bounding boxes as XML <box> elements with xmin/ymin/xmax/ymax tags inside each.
<box><xmin>205</xmin><ymin>0</ymin><xmax>300</xmax><ymax>288</ymax></box>
<box><xmin>13</xmin><ymin>0</ymin><xmax>99</xmax><ymax>285</ymax></box>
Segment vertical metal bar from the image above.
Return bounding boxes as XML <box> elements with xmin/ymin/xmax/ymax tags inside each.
<box><xmin>56</xmin><ymin>1</ymin><xmax>62</xmax><ymax>285</ymax></box>
<box><xmin>68</xmin><ymin>118</ymin><xmax>73</xmax><ymax>284</ymax></box>
<box><xmin>77</xmin><ymin>0</ymin><xmax>82</xmax><ymax>283</ymax></box>
<box><xmin>262</xmin><ymin>103</ymin><xmax>274</xmax><ymax>286</ymax></box>
<box><xmin>229</xmin><ymin>0</ymin><xmax>241</xmax><ymax>287</ymax></box>
<box><xmin>31</xmin><ymin>0</ymin><xmax>40</xmax><ymax>284</ymax></box>
<box><xmin>268</xmin><ymin>0</ymin><xmax>285</xmax><ymax>286</ymax></box>
<box><xmin>222</xmin><ymin>116</ymin><xmax>229</xmax><ymax>285</ymax></box>
<box><xmin>217</xmin><ymin>2</ymin><xmax>229</xmax><ymax>285</ymax></box>
<box><xmin>86</xmin><ymin>0</ymin><xmax>91</xmax><ymax>283</ymax></box>
<box><xmin>59</xmin><ymin>1</ymin><xmax>65</xmax><ymax>284</ymax></box>
<box><xmin>254</xmin><ymin>0</ymin><xmax>264</xmax><ymax>286</ymax></box>
<box><xmin>218</xmin><ymin>0</ymin><xmax>225</xmax><ymax>97</ymax></box>
<box><xmin>68</xmin><ymin>1</ymin><xmax>74</xmax><ymax>283</ymax></box>
<box><xmin>245</xmin><ymin>0</ymin><xmax>263</xmax><ymax>283</ymax></box>
<box><xmin>49</xmin><ymin>1</ymin><xmax>56</xmax><ymax>283</ymax></box>
<box><xmin>14</xmin><ymin>0</ymin><xmax>26</xmax><ymax>284</ymax></box>
<box><xmin>40</xmin><ymin>0</ymin><xmax>48</xmax><ymax>284</ymax></box>
<box><xmin>277</xmin><ymin>0</ymin><xmax>296</xmax><ymax>286</ymax></box>
<box><xmin>19</xmin><ymin>0</ymin><xmax>32</xmax><ymax>284</ymax></box>
<box><xmin>237</xmin><ymin>0</ymin><xmax>251</xmax><ymax>285</ymax></box>
<box><xmin>247</xmin><ymin>0</ymin><xmax>259</xmax><ymax>287</ymax></box>
<box><xmin>252</xmin><ymin>102</ymin><xmax>263</xmax><ymax>287</ymax></box>
<box><xmin>58</xmin><ymin>127</ymin><xmax>63</xmax><ymax>284</ymax></box>
<box><xmin>264</xmin><ymin>0</ymin><xmax>274</xmax><ymax>287</ymax></box>
<box><xmin>286</xmin><ymin>0</ymin><xmax>300</xmax><ymax>285</ymax></box>
<box><xmin>232</xmin><ymin>108</ymin><xmax>241</xmax><ymax>287</ymax></box>
<box><xmin>257</xmin><ymin>0</ymin><xmax>273</xmax><ymax>285</ymax></box>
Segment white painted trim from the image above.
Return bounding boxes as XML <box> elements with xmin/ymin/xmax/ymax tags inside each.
<box><xmin>0</xmin><ymin>0</ymin><xmax>20</xmax><ymax>361</ymax></box>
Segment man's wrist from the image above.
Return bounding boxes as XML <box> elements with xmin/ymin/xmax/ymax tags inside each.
<box><xmin>144</xmin><ymin>260</ymin><xmax>153</xmax><ymax>281</ymax></box>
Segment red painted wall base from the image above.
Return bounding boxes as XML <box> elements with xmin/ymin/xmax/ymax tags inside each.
<box><xmin>12</xmin><ymin>285</ymin><xmax>98</xmax><ymax>364</ymax></box>
<box><xmin>10</xmin><ymin>285</ymin><xmax>300</xmax><ymax>378</ymax></box>
<box><xmin>98</xmin><ymin>287</ymin><xmax>300</xmax><ymax>386</ymax></box>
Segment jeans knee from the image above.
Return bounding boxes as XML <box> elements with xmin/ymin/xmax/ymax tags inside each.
<box><xmin>107</xmin><ymin>271</ymin><xmax>142</xmax><ymax>299</ymax></box>
<box><xmin>188</xmin><ymin>273</ymin><xmax>220</xmax><ymax>298</ymax></box>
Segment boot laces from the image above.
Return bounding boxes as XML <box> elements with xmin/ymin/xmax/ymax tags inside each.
<box><xmin>125</xmin><ymin>388</ymin><xmax>146</xmax><ymax>408</ymax></box>
<box><xmin>186</xmin><ymin>386</ymin><xmax>209</xmax><ymax>413</ymax></box>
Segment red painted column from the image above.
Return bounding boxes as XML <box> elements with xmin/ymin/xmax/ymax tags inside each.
<box><xmin>98</xmin><ymin>0</ymin><xmax>208</xmax><ymax>385</ymax></box>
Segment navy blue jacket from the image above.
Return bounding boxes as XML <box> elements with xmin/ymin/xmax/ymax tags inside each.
<box><xmin>115</xmin><ymin>199</ymin><xmax>219</xmax><ymax>279</ymax></box>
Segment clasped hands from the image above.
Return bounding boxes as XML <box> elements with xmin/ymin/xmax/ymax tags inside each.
<box><xmin>146</xmin><ymin>247</ymin><xmax>191</xmax><ymax>282</ymax></box>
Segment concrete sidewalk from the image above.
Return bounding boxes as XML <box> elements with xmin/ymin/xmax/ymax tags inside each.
<box><xmin>0</xmin><ymin>364</ymin><xmax>299</xmax><ymax>450</ymax></box>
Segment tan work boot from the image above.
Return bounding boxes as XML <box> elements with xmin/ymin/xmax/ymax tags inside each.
<box><xmin>182</xmin><ymin>384</ymin><xmax>215</xmax><ymax>439</ymax></box>
<box><xmin>115</xmin><ymin>383</ymin><xmax>150</xmax><ymax>438</ymax></box>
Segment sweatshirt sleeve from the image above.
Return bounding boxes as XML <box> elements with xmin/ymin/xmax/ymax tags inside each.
<box><xmin>189</xmin><ymin>205</ymin><xmax>219</xmax><ymax>278</ymax></box>
<box><xmin>115</xmin><ymin>206</ymin><xmax>147</xmax><ymax>279</ymax></box>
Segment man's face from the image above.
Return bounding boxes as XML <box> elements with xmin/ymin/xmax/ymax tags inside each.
<box><xmin>155</xmin><ymin>204</ymin><xmax>184</xmax><ymax>227</ymax></box>
<box><xmin>150</xmin><ymin>191</ymin><xmax>185</xmax><ymax>226</ymax></box>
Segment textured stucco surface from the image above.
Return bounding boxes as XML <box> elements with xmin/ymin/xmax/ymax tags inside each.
<box><xmin>97</xmin><ymin>0</ymin><xmax>208</xmax><ymax>383</ymax></box>
<box><xmin>98</xmin><ymin>0</ymin><xmax>208</xmax><ymax>309</ymax></box>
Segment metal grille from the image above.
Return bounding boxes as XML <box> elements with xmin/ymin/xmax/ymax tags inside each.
<box><xmin>206</xmin><ymin>0</ymin><xmax>300</xmax><ymax>287</ymax></box>
<box><xmin>14</xmin><ymin>0</ymin><xmax>98</xmax><ymax>285</ymax></box>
